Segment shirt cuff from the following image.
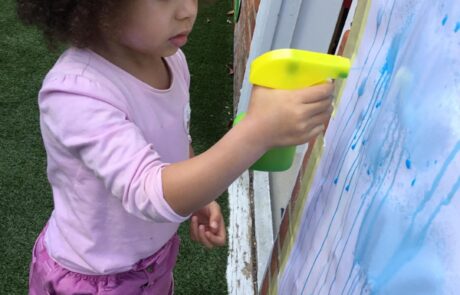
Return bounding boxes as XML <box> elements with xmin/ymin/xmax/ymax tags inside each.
<box><xmin>146</xmin><ymin>165</ymin><xmax>191</xmax><ymax>223</ymax></box>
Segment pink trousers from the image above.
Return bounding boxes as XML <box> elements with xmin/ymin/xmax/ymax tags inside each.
<box><xmin>29</xmin><ymin>227</ymin><xmax>180</xmax><ymax>295</ymax></box>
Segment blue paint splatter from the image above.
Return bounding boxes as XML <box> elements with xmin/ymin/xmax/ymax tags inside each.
<box><xmin>351</xmin><ymin>144</ymin><xmax>356</xmax><ymax>150</ymax></box>
<box><xmin>411</xmin><ymin>178</ymin><xmax>416</xmax><ymax>186</ymax></box>
<box><xmin>376</xmin><ymin>101</ymin><xmax>382</xmax><ymax>108</ymax></box>
<box><xmin>442</xmin><ymin>15</ymin><xmax>448</xmax><ymax>26</ymax></box>
<box><xmin>455</xmin><ymin>22</ymin><xmax>460</xmax><ymax>32</ymax></box>
<box><xmin>362</xmin><ymin>140</ymin><xmax>367</xmax><ymax>146</ymax></box>
<box><xmin>406</xmin><ymin>159</ymin><xmax>412</xmax><ymax>169</ymax></box>
<box><xmin>367</xmin><ymin>169</ymin><xmax>371</xmax><ymax>176</ymax></box>
<box><xmin>334</xmin><ymin>177</ymin><xmax>338</xmax><ymax>185</ymax></box>
<box><xmin>345</xmin><ymin>185</ymin><xmax>350</xmax><ymax>192</ymax></box>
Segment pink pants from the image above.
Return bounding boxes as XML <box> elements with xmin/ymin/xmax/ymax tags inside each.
<box><xmin>29</xmin><ymin>227</ymin><xmax>180</xmax><ymax>295</ymax></box>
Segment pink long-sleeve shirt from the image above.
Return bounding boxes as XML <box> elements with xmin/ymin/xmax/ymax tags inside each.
<box><xmin>39</xmin><ymin>48</ymin><xmax>191</xmax><ymax>275</ymax></box>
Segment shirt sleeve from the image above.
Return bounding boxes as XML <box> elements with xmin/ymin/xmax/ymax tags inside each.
<box><xmin>39</xmin><ymin>74</ymin><xmax>190</xmax><ymax>223</ymax></box>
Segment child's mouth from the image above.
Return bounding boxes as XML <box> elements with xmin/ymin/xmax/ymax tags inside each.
<box><xmin>169</xmin><ymin>34</ymin><xmax>188</xmax><ymax>47</ymax></box>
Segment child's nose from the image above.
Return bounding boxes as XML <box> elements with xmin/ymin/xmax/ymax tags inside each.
<box><xmin>176</xmin><ymin>0</ymin><xmax>198</xmax><ymax>21</ymax></box>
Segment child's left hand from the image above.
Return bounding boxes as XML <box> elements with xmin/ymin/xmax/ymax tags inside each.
<box><xmin>190</xmin><ymin>201</ymin><xmax>226</xmax><ymax>249</ymax></box>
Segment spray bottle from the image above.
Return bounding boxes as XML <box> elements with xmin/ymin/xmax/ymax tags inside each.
<box><xmin>234</xmin><ymin>49</ymin><xmax>351</xmax><ymax>171</ymax></box>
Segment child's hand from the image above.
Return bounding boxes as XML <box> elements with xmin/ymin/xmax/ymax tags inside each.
<box><xmin>190</xmin><ymin>201</ymin><xmax>226</xmax><ymax>249</ymax></box>
<box><xmin>244</xmin><ymin>82</ymin><xmax>334</xmax><ymax>148</ymax></box>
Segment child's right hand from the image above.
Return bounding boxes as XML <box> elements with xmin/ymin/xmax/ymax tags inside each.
<box><xmin>162</xmin><ymin>82</ymin><xmax>334</xmax><ymax>216</ymax></box>
<box><xmin>243</xmin><ymin>82</ymin><xmax>334</xmax><ymax>149</ymax></box>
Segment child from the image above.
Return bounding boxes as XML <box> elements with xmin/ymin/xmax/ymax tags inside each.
<box><xmin>18</xmin><ymin>0</ymin><xmax>334</xmax><ymax>294</ymax></box>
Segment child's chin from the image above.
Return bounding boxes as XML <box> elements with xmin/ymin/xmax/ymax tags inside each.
<box><xmin>162</xmin><ymin>47</ymin><xmax>180</xmax><ymax>57</ymax></box>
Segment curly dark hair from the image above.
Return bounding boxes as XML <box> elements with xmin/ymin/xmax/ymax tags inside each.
<box><xmin>16</xmin><ymin>0</ymin><xmax>126</xmax><ymax>48</ymax></box>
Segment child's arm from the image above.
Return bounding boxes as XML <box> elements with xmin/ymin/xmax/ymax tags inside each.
<box><xmin>39</xmin><ymin>77</ymin><xmax>332</xmax><ymax>223</ymax></box>
<box><xmin>163</xmin><ymin>83</ymin><xmax>333</xmax><ymax>216</ymax></box>
<box><xmin>188</xmin><ymin>144</ymin><xmax>227</xmax><ymax>248</ymax></box>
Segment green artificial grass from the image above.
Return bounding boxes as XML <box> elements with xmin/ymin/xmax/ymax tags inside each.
<box><xmin>0</xmin><ymin>0</ymin><xmax>233</xmax><ymax>294</ymax></box>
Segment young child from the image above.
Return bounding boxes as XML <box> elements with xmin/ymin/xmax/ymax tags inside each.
<box><xmin>18</xmin><ymin>0</ymin><xmax>334</xmax><ymax>294</ymax></box>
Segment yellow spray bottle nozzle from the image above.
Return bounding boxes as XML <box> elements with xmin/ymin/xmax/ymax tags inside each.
<box><xmin>249</xmin><ymin>49</ymin><xmax>351</xmax><ymax>89</ymax></box>
<box><xmin>236</xmin><ymin>49</ymin><xmax>351</xmax><ymax>172</ymax></box>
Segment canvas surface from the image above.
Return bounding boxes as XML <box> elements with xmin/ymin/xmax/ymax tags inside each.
<box><xmin>275</xmin><ymin>0</ymin><xmax>460</xmax><ymax>294</ymax></box>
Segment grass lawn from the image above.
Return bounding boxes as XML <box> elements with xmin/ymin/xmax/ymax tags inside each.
<box><xmin>0</xmin><ymin>0</ymin><xmax>233</xmax><ymax>294</ymax></box>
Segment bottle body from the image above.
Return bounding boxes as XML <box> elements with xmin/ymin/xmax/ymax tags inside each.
<box><xmin>233</xmin><ymin>113</ymin><xmax>296</xmax><ymax>171</ymax></box>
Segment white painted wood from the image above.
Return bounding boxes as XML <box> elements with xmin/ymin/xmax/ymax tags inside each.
<box><xmin>272</xmin><ymin>0</ymin><xmax>304</xmax><ymax>49</ymax></box>
<box><xmin>226</xmin><ymin>171</ymin><xmax>255</xmax><ymax>295</ymax></box>
<box><xmin>229</xmin><ymin>1</ymin><xmax>284</xmax><ymax>292</ymax></box>
<box><xmin>269</xmin><ymin>144</ymin><xmax>308</xmax><ymax>233</ymax></box>
<box><xmin>236</xmin><ymin>0</ymin><xmax>283</xmax><ymax>114</ymax></box>
<box><xmin>291</xmin><ymin>0</ymin><xmax>345</xmax><ymax>52</ymax></box>
<box><xmin>253</xmin><ymin>172</ymin><xmax>274</xmax><ymax>291</ymax></box>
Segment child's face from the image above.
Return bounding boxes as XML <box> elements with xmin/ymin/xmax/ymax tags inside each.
<box><xmin>114</xmin><ymin>0</ymin><xmax>198</xmax><ymax>57</ymax></box>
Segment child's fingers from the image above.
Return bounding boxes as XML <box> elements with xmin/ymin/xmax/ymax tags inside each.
<box><xmin>217</xmin><ymin>216</ymin><xmax>226</xmax><ymax>242</ymax></box>
<box><xmin>208</xmin><ymin>202</ymin><xmax>222</xmax><ymax>234</ymax></box>
<box><xmin>304</xmin><ymin>125</ymin><xmax>325</xmax><ymax>141</ymax></box>
<box><xmin>298</xmin><ymin>82</ymin><xmax>334</xmax><ymax>104</ymax></box>
<box><xmin>307</xmin><ymin>109</ymin><xmax>334</xmax><ymax>127</ymax></box>
<box><xmin>198</xmin><ymin>225</ymin><xmax>214</xmax><ymax>248</ymax></box>
<box><xmin>205</xmin><ymin>228</ymin><xmax>226</xmax><ymax>246</ymax></box>
<box><xmin>303</xmin><ymin>97</ymin><xmax>333</xmax><ymax>117</ymax></box>
<box><xmin>190</xmin><ymin>216</ymin><xmax>199</xmax><ymax>241</ymax></box>
<box><xmin>205</xmin><ymin>215</ymin><xmax>226</xmax><ymax>247</ymax></box>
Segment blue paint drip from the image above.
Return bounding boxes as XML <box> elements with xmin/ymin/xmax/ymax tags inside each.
<box><xmin>351</xmin><ymin>144</ymin><xmax>357</xmax><ymax>150</ymax></box>
<box><xmin>334</xmin><ymin>177</ymin><xmax>339</xmax><ymax>184</ymax></box>
<box><xmin>368</xmin><ymin>143</ymin><xmax>460</xmax><ymax>293</ymax></box>
<box><xmin>332</xmin><ymin>118</ymin><xmax>401</xmax><ymax>293</ymax></box>
<box><xmin>375</xmin><ymin>101</ymin><xmax>382</xmax><ymax>108</ymax></box>
<box><xmin>405</xmin><ymin>159</ymin><xmax>412</xmax><ymax>169</ymax></box>
<box><xmin>377</xmin><ymin>9</ymin><xmax>384</xmax><ymax>28</ymax></box>
<box><xmin>345</xmin><ymin>184</ymin><xmax>350</xmax><ymax>192</ymax></box>
<box><xmin>441</xmin><ymin>15</ymin><xmax>448</xmax><ymax>26</ymax></box>
<box><xmin>358</xmin><ymin>78</ymin><xmax>368</xmax><ymax>97</ymax></box>
<box><xmin>411</xmin><ymin>178</ymin><xmax>416</xmax><ymax>186</ymax></box>
<box><xmin>455</xmin><ymin>22</ymin><xmax>460</xmax><ymax>32</ymax></box>
<box><xmin>371</xmin><ymin>175</ymin><xmax>460</xmax><ymax>293</ymax></box>
<box><xmin>348</xmin><ymin>72</ymin><xmax>392</xmax><ymax>173</ymax></box>
<box><xmin>413</xmin><ymin>142</ymin><xmax>460</xmax><ymax>218</ymax></box>
<box><xmin>381</xmin><ymin>34</ymin><xmax>402</xmax><ymax>75</ymax></box>
<box><xmin>300</xmin><ymin>137</ymin><xmax>366</xmax><ymax>293</ymax></box>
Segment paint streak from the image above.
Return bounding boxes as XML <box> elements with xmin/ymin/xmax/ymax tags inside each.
<box><xmin>358</xmin><ymin>78</ymin><xmax>368</xmax><ymax>97</ymax></box>
<box><xmin>442</xmin><ymin>15</ymin><xmax>448</xmax><ymax>26</ymax></box>
<box><xmin>381</xmin><ymin>34</ymin><xmax>402</xmax><ymax>75</ymax></box>
<box><xmin>455</xmin><ymin>22</ymin><xmax>460</xmax><ymax>32</ymax></box>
